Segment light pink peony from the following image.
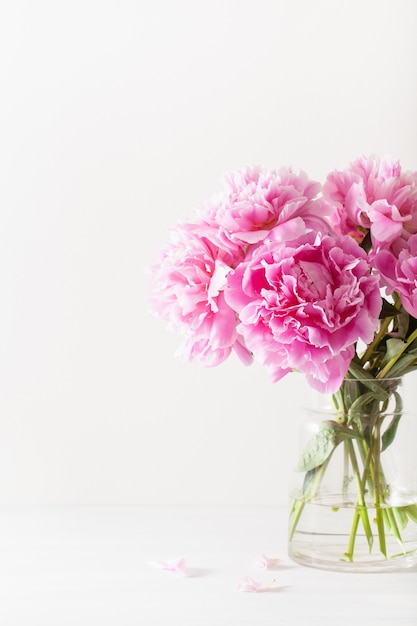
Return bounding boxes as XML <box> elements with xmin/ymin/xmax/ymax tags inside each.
<box><xmin>149</xmin><ymin>165</ymin><xmax>335</xmax><ymax>372</ymax></box>
<box><xmin>224</xmin><ymin>232</ymin><xmax>382</xmax><ymax>392</ymax></box>
<box><xmin>205</xmin><ymin>165</ymin><xmax>335</xmax><ymax>245</ymax></box>
<box><xmin>323</xmin><ymin>155</ymin><xmax>417</xmax><ymax>248</ymax></box>
<box><xmin>149</xmin><ymin>221</ymin><xmax>252</xmax><ymax>367</ymax></box>
<box><xmin>373</xmin><ymin>234</ymin><xmax>417</xmax><ymax>318</ymax></box>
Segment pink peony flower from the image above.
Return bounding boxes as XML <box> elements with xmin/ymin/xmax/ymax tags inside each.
<box><xmin>149</xmin><ymin>165</ymin><xmax>335</xmax><ymax>372</ymax></box>
<box><xmin>149</xmin><ymin>221</ymin><xmax>252</xmax><ymax>367</ymax></box>
<box><xmin>373</xmin><ymin>234</ymin><xmax>417</xmax><ymax>318</ymax></box>
<box><xmin>225</xmin><ymin>232</ymin><xmax>382</xmax><ymax>392</ymax></box>
<box><xmin>206</xmin><ymin>165</ymin><xmax>334</xmax><ymax>245</ymax></box>
<box><xmin>323</xmin><ymin>155</ymin><xmax>417</xmax><ymax>248</ymax></box>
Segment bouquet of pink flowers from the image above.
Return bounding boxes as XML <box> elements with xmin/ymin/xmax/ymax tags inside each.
<box><xmin>149</xmin><ymin>155</ymin><xmax>417</xmax><ymax>567</ymax></box>
<box><xmin>150</xmin><ymin>156</ymin><xmax>417</xmax><ymax>392</ymax></box>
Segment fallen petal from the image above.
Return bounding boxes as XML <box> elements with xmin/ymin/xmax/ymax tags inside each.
<box><xmin>150</xmin><ymin>557</ymin><xmax>187</xmax><ymax>576</ymax></box>
<box><xmin>255</xmin><ymin>554</ymin><xmax>281</xmax><ymax>569</ymax></box>
<box><xmin>237</xmin><ymin>576</ymin><xmax>278</xmax><ymax>593</ymax></box>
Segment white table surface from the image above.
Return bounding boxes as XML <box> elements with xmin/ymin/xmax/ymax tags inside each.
<box><xmin>0</xmin><ymin>505</ymin><xmax>415</xmax><ymax>625</ymax></box>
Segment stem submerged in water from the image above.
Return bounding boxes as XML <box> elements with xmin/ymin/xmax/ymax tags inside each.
<box><xmin>290</xmin><ymin>375</ymin><xmax>417</xmax><ymax>565</ymax></box>
<box><xmin>344</xmin><ymin>440</ymin><xmax>373</xmax><ymax>559</ymax></box>
<box><xmin>288</xmin><ymin>457</ymin><xmax>333</xmax><ymax>542</ymax></box>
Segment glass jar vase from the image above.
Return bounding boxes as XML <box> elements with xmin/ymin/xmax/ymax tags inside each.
<box><xmin>288</xmin><ymin>376</ymin><xmax>417</xmax><ymax>572</ymax></box>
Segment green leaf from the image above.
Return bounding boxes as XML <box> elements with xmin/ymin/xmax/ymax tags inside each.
<box><xmin>383</xmin><ymin>508</ymin><xmax>404</xmax><ymax>551</ymax></box>
<box><xmin>302</xmin><ymin>465</ymin><xmax>322</xmax><ymax>495</ymax></box>
<box><xmin>400</xmin><ymin>364</ymin><xmax>417</xmax><ymax>377</ymax></box>
<box><xmin>396</xmin><ymin>308</ymin><xmax>410</xmax><ymax>339</ymax></box>
<box><xmin>342</xmin><ymin>380</ymin><xmax>362</xmax><ymax>412</ymax></box>
<box><xmin>394</xmin><ymin>506</ymin><xmax>409</xmax><ymax>530</ymax></box>
<box><xmin>296</xmin><ymin>421</ymin><xmax>338</xmax><ymax>472</ymax></box>
<box><xmin>383</xmin><ymin>353</ymin><xmax>417</xmax><ymax>379</ymax></box>
<box><xmin>405</xmin><ymin>504</ymin><xmax>417</xmax><ymax>524</ymax></box>
<box><xmin>381</xmin><ymin>392</ymin><xmax>403</xmax><ymax>452</ymax></box>
<box><xmin>348</xmin><ymin>363</ymin><xmax>390</xmax><ymax>401</ymax></box>
<box><xmin>407</xmin><ymin>337</ymin><xmax>417</xmax><ymax>353</ymax></box>
<box><xmin>347</xmin><ymin>391</ymin><xmax>380</xmax><ymax>424</ymax></box>
<box><xmin>296</xmin><ymin>421</ymin><xmax>358</xmax><ymax>473</ymax></box>
<box><xmin>382</xmin><ymin>338</ymin><xmax>407</xmax><ymax>366</ymax></box>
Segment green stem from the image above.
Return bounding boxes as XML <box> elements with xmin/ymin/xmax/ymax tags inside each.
<box><xmin>345</xmin><ymin>510</ymin><xmax>361</xmax><ymax>562</ymax></box>
<box><xmin>345</xmin><ymin>440</ymin><xmax>373</xmax><ymax>560</ymax></box>
<box><xmin>359</xmin><ymin>442</ymin><xmax>372</xmax><ymax>494</ymax></box>
<box><xmin>384</xmin><ymin>508</ymin><xmax>405</xmax><ymax>552</ymax></box>
<box><xmin>370</xmin><ymin>416</ymin><xmax>389</xmax><ymax>557</ymax></box>
<box><xmin>343</xmin><ymin>442</ymin><xmax>349</xmax><ymax>496</ymax></box>
<box><xmin>288</xmin><ymin>458</ymin><xmax>332</xmax><ymax>541</ymax></box>
<box><xmin>405</xmin><ymin>504</ymin><xmax>417</xmax><ymax>524</ymax></box>
<box><xmin>377</xmin><ymin>327</ymin><xmax>417</xmax><ymax>379</ymax></box>
<box><xmin>375</xmin><ymin>507</ymin><xmax>387</xmax><ymax>557</ymax></box>
<box><xmin>360</xmin><ymin>316</ymin><xmax>394</xmax><ymax>367</ymax></box>
<box><xmin>291</xmin><ymin>375</ymin><xmax>415</xmax><ymax>564</ymax></box>
<box><xmin>394</xmin><ymin>506</ymin><xmax>409</xmax><ymax>530</ymax></box>
<box><xmin>288</xmin><ymin>499</ymin><xmax>305</xmax><ymax>542</ymax></box>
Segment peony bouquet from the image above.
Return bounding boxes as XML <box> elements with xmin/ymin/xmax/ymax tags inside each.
<box><xmin>149</xmin><ymin>156</ymin><xmax>417</xmax><ymax>567</ymax></box>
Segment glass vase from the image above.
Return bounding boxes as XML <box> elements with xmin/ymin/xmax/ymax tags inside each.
<box><xmin>288</xmin><ymin>376</ymin><xmax>417</xmax><ymax>572</ymax></box>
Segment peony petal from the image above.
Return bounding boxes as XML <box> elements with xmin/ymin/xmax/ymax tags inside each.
<box><xmin>227</xmin><ymin>232</ymin><xmax>381</xmax><ymax>393</ymax></box>
<box><xmin>255</xmin><ymin>554</ymin><xmax>281</xmax><ymax>569</ymax></box>
<box><xmin>150</xmin><ymin>557</ymin><xmax>187</xmax><ymax>576</ymax></box>
<box><xmin>236</xmin><ymin>576</ymin><xmax>279</xmax><ymax>592</ymax></box>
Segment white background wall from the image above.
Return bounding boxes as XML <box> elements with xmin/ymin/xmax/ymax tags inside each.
<box><xmin>1</xmin><ymin>0</ymin><xmax>416</xmax><ymax>506</ymax></box>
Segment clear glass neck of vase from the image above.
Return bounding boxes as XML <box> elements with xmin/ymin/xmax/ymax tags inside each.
<box><xmin>305</xmin><ymin>377</ymin><xmax>403</xmax><ymax>418</ymax></box>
